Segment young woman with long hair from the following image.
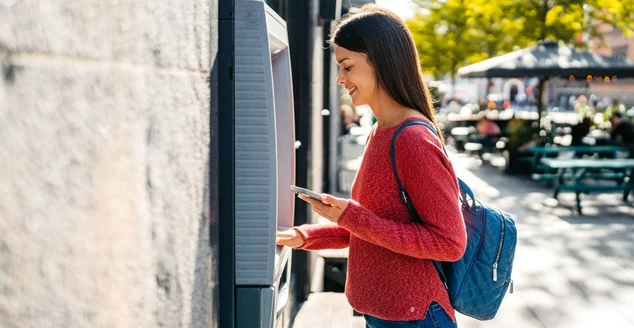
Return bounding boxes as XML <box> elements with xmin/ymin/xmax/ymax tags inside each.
<box><xmin>277</xmin><ymin>5</ymin><xmax>467</xmax><ymax>328</ymax></box>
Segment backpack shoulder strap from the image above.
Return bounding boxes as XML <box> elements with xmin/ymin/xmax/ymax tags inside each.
<box><xmin>390</xmin><ymin>120</ymin><xmax>473</xmax><ymax>206</ymax></box>
<box><xmin>389</xmin><ymin>120</ymin><xmax>449</xmax><ymax>218</ymax></box>
<box><xmin>389</xmin><ymin>120</ymin><xmax>472</xmax><ymax>291</ymax></box>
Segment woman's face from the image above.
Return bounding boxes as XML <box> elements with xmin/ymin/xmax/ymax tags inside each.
<box><xmin>334</xmin><ymin>45</ymin><xmax>378</xmax><ymax>106</ymax></box>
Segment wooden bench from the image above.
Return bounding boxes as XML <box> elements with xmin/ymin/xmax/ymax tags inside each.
<box><xmin>526</xmin><ymin>145</ymin><xmax>628</xmax><ymax>177</ymax></box>
<box><xmin>540</xmin><ymin>158</ymin><xmax>634</xmax><ymax>214</ymax></box>
<box><xmin>531</xmin><ymin>171</ymin><xmax>626</xmax><ymax>182</ymax></box>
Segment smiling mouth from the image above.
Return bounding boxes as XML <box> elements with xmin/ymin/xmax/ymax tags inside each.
<box><xmin>348</xmin><ymin>86</ymin><xmax>357</xmax><ymax>96</ymax></box>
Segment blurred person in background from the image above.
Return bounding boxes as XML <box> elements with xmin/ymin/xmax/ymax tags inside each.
<box><xmin>474</xmin><ymin>116</ymin><xmax>502</xmax><ymax>149</ymax></box>
<box><xmin>341</xmin><ymin>104</ymin><xmax>360</xmax><ymax>135</ymax></box>
<box><xmin>570</xmin><ymin>117</ymin><xmax>592</xmax><ymax>146</ymax></box>
<box><xmin>476</xmin><ymin>116</ymin><xmax>501</xmax><ymax>137</ymax></box>
<box><xmin>610</xmin><ymin>112</ymin><xmax>634</xmax><ymax>158</ymax></box>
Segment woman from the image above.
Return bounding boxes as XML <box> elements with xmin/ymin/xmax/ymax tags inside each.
<box><xmin>276</xmin><ymin>5</ymin><xmax>466</xmax><ymax>328</ymax></box>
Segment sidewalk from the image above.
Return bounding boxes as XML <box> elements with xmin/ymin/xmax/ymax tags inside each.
<box><xmin>293</xmin><ymin>151</ymin><xmax>634</xmax><ymax>328</ymax></box>
<box><xmin>452</xmin><ymin>153</ymin><xmax>634</xmax><ymax>328</ymax></box>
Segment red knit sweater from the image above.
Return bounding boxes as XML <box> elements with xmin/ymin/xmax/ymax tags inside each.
<box><xmin>295</xmin><ymin>117</ymin><xmax>467</xmax><ymax>322</ymax></box>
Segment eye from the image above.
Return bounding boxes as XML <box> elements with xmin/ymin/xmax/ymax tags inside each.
<box><xmin>343</xmin><ymin>66</ymin><xmax>353</xmax><ymax>72</ymax></box>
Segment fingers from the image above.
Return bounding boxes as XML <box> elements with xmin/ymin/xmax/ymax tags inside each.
<box><xmin>276</xmin><ymin>237</ymin><xmax>291</xmax><ymax>246</ymax></box>
<box><xmin>308</xmin><ymin>200</ymin><xmax>340</xmax><ymax>223</ymax></box>
<box><xmin>297</xmin><ymin>194</ymin><xmax>328</xmax><ymax>219</ymax></box>
<box><xmin>276</xmin><ymin>229</ymin><xmax>293</xmax><ymax>243</ymax></box>
<box><xmin>276</xmin><ymin>230</ymin><xmax>294</xmax><ymax>238</ymax></box>
<box><xmin>319</xmin><ymin>194</ymin><xmax>348</xmax><ymax>209</ymax></box>
<box><xmin>276</xmin><ymin>230</ymin><xmax>303</xmax><ymax>248</ymax></box>
<box><xmin>297</xmin><ymin>193</ymin><xmax>315</xmax><ymax>203</ymax></box>
<box><xmin>276</xmin><ymin>235</ymin><xmax>295</xmax><ymax>246</ymax></box>
<box><xmin>276</xmin><ymin>238</ymin><xmax>293</xmax><ymax>246</ymax></box>
<box><xmin>297</xmin><ymin>193</ymin><xmax>348</xmax><ymax>223</ymax></box>
<box><xmin>298</xmin><ymin>194</ymin><xmax>330</xmax><ymax>209</ymax></box>
<box><xmin>320</xmin><ymin>194</ymin><xmax>333</xmax><ymax>204</ymax></box>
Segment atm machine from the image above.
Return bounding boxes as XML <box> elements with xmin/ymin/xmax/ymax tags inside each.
<box><xmin>234</xmin><ymin>1</ymin><xmax>296</xmax><ymax>327</ymax></box>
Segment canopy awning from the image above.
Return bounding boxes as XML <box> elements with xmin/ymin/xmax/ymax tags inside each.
<box><xmin>458</xmin><ymin>40</ymin><xmax>634</xmax><ymax>78</ymax></box>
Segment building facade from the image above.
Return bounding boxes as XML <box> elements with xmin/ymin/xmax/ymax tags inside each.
<box><xmin>590</xmin><ymin>23</ymin><xmax>634</xmax><ymax>61</ymax></box>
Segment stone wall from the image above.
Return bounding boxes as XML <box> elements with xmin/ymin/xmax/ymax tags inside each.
<box><xmin>0</xmin><ymin>1</ymin><xmax>217</xmax><ymax>327</ymax></box>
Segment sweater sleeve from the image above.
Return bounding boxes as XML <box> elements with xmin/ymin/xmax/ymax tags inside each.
<box><xmin>293</xmin><ymin>222</ymin><xmax>351</xmax><ymax>250</ymax></box>
<box><xmin>337</xmin><ymin>127</ymin><xmax>467</xmax><ymax>261</ymax></box>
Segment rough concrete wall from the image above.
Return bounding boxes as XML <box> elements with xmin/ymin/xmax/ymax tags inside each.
<box><xmin>0</xmin><ymin>1</ymin><xmax>217</xmax><ymax>327</ymax></box>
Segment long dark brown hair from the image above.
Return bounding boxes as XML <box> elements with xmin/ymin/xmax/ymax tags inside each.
<box><xmin>330</xmin><ymin>5</ymin><xmax>444</xmax><ymax>143</ymax></box>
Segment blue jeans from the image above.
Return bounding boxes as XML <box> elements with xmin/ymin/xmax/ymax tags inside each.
<box><xmin>364</xmin><ymin>302</ymin><xmax>457</xmax><ymax>328</ymax></box>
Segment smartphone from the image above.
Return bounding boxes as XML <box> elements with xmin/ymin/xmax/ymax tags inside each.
<box><xmin>290</xmin><ymin>185</ymin><xmax>322</xmax><ymax>201</ymax></box>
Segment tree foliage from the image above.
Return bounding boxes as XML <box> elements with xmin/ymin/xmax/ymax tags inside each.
<box><xmin>407</xmin><ymin>0</ymin><xmax>471</xmax><ymax>84</ymax></box>
<box><xmin>408</xmin><ymin>0</ymin><xmax>634</xmax><ymax>81</ymax></box>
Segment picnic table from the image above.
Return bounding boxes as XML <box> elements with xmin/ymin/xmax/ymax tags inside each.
<box><xmin>540</xmin><ymin>158</ymin><xmax>634</xmax><ymax>214</ymax></box>
<box><xmin>526</xmin><ymin>145</ymin><xmax>628</xmax><ymax>176</ymax></box>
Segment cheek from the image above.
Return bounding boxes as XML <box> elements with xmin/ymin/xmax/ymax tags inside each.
<box><xmin>358</xmin><ymin>74</ymin><xmax>377</xmax><ymax>95</ymax></box>
<box><xmin>363</xmin><ymin>66</ymin><xmax>378</xmax><ymax>86</ymax></box>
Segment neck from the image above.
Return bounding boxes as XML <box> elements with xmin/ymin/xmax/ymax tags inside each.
<box><xmin>369</xmin><ymin>90</ymin><xmax>421</xmax><ymax>128</ymax></box>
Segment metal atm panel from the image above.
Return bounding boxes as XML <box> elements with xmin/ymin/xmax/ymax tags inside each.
<box><xmin>235</xmin><ymin>1</ymin><xmax>295</xmax><ymax>327</ymax></box>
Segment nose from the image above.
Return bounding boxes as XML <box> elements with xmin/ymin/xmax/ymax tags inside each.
<box><xmin>336</xmin><ymin>72</ymin><xmax>345</xmax><ymax>86</ymax></box>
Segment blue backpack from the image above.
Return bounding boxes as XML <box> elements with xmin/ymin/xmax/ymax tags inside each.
<box><xmin>390</xmin><ymin>120</ymin><xmax>517</xmax><ymax>321</ymax></box>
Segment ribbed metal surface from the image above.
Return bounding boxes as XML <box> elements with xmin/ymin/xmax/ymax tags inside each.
<box><xmin>234</xmin><ymin>0</ymin><xmax>277</xmax><ymax>286</ymax></box>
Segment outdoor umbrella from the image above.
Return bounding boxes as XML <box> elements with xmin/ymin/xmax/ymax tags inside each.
<box><xmin>457</xmin><ymin>39</ymin><xmax>634</xmax><ymax>123</ymax></box>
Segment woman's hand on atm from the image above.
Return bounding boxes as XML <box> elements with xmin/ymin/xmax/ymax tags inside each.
<box><xmin>298</xmin><ymin>193</ymin><xmax>349</xmax><ymax>224</ymax></box>
<box><xmin>276</xmin><ymin>229</ymin><xmax>305</xmax><ymax>248</ymax></box>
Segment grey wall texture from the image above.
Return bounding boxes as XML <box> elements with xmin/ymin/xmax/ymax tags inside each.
<box><xmin>0</xmin><ymin>1</ymin><xmax>218</xmax><ymax>327</ymax></box>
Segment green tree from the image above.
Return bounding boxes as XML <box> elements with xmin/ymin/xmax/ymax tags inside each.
<box><xmin>464</xmin><ymin>0</ymin><xmax>529</xmax><ymax>95</ymax></box>
<box><xmin>409</xmin><ymin>0</ymin><xmax>634</xmax><ymax>79</ymax></box>
<box><xmin>408</xmin><ymin>0</ymin><xmax>529</xmax><ymax>90</ymax></box>
<box><xmin>514</xmin><ymin>0</ymin><xmax>634</xmax><ymax>45</ymax></box>
<box><xmin>407</xmin><ymin>0</ymin><xmax>472</xmax><ymax>96</ymax></box>
<box><xmin>464</xmin><ymin>0</ymin><xmax>528</xmax><ymax>62</ymax></box>
<box><xmin>408</xmin><ymin>0</ymin><xmax>634</xmax><ymax>119</ymax></box>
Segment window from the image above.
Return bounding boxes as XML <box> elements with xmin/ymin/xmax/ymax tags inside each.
<box><xmin>613</xmin><ymin>45</ymin><xmax>628</xmax><ymax>60</ymax></box>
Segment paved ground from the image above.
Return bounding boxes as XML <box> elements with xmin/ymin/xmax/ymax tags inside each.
<box><xmin>293</xmin><ymin>151</ymin><xmax>634</xmax><ymax>328</ymax></box>
<box><xmin>451</xmin><ymin>153</ymin><xmax>634</xmax><ymax>328</ymax></box>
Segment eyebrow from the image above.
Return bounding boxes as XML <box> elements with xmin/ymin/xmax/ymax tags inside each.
<box><xmin>337</xmin><ymin>57</ymin><xmax>351</xmax><ymax>64</ymax></box>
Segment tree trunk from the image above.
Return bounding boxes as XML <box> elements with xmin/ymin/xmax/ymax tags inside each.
<box><xmin>537</xmin><ymin>77</ymin><xmax>546</xmax><ymax>130</ymax></box>
<box><xmin>540</xmin><ymin>0</ymin><xmax>549</xmax><ymax>40</ymax></box>
<box><xmin>485</xmin><ymin>39</ymin><xmax>495</xmax><ymax>100</ymax></box>
<box><xmin>485</xmin><ymin>77</ymin><xmax>492</xmax><ymax>97</ymax></box>
<box><xmin>450</xmin><ymin>74</ymin><xmax>456</xmax><ymax>100</ymax></box>
<box><xmin>450</xmin><ymin>61</ymin><xmax>457</xmax><ymax>100</ymax></box>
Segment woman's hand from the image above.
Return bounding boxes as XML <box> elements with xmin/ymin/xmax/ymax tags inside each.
<box><xmin>276</xmin><ymin>229</ymin><xmax>305</xmax><ymax>248</ymax></box>
<box><xmin>298</xmin><ymin>193</ymin><xmax>349</xmax><ymax>223</ymax></box>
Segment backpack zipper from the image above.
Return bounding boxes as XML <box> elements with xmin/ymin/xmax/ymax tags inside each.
<box><xmin>492</xmin><ymin>216</ymin><xmax>505</xmax><ymax>282</ymax></box>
